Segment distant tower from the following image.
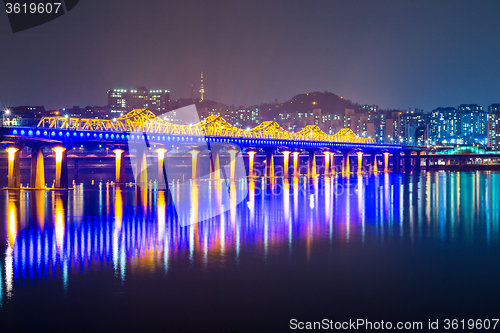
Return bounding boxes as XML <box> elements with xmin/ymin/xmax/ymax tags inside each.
<box><xmin>199</xmin><ymin>72</ymin><xmax>205</xmax><ymax>102</ymax></box>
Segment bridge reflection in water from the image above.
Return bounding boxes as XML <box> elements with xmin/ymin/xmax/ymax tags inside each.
<box><xmin>1</xmin><ymin>172</ymin><xmax>500</xmax><ymax>306</ymax></box>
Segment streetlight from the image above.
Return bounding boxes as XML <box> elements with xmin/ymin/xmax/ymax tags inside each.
<box><xmin>3</xmin><ymin>108</ymin><xmax>11</xmax><ymax>126</ymax></box>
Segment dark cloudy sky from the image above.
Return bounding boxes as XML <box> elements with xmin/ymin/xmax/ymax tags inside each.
<box><xmin>1</xmin><ymin>0</ymin><xmax>499</xmax><ymax>111</ymax></box>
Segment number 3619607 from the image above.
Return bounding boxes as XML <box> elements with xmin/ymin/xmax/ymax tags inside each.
<box><xmin>5</xmin><ymin>3</ymin><xmax>62</xmax><ymax>14</ymax></box>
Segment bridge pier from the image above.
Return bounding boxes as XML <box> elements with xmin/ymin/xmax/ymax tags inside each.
<box><xmin>190</xmin><ymin>149</ymin><xmax>200</xmax><ymax>179</ymax></box>
<box><xmin>156</xmin><ymin>148</ymin><xmax>167</xmax><ymax>188</ymax></box>
<box><xmin>227</xmin><ymin>148</ymin><xmax>239</xmax><ymax>179</ymax></box>
<box><xmin>356</xmin><ymin>152</ymin><xmax>363</xmax><ymax>173</ymax></box>
<box><xmin>282</xmin><ymin>150</ymin><xmax>291</xmax><ymax>177</ymax></box>
<box><xmin>74</xmin><ymin>160</ymin><xmax>80</xmax><ymax>184</ymax></box>
<box><xmin>323</xmin><ymin>151</ymin><xmax>331</xmax><ymax>175</ymax></box>
<box><xmin>53</xmin><ymin>146</ymin><xmax>68</xmax><ymax>189</ymax></box>
<box><xmin>393</xmin><ymin>153</ymin><xmax>401</xmax><ymax>172</ymax></box>
<box><xmin>114</xmin><ymin>149</ymin><xmax>127</xmax><ymax>184</ymax></box>
<box><xmin>208</xmin><ymin>146</ymin><xmax>222</xmax><ymax>180</ymax></box>
<box><xmin>30</xmin><ymin>146</ymin><xmax>46</xmax><ymax>189</ymax></box>
<box><xmin>136</xmin><ymin>148</ymin><xmax>149</xmax><ymax>188</ymax></box>
<box><xmin>404</xmin><ymin>152</ymin><xmax>412</xmax><ymax>172</ymax></box>
<box><xmin>415</xmin><ymin>152</ymin><xmax>421</xmax><ymax>171</ymax></box>
<box><xmin>265</xmin><ymin>149</ymin><xmax>275</xmax><ymax>178</ymax></box>
<box><xmin>247</xmin><ymin>151</ymin><xmax>256</xmax><ymax>177</ymax></box>
<box><xmin>342</xmin><ymin>150</ymin><xmax>350</xmax><ymax>174</ymax></box>
<box><xmin>6</xmin><ymin>146</ymin><xmax>22</xmax><ymax>189</ymax></box>
<box><xmin>292</xmin><ymin>151</ymin><xmax>300</xmax><ymax>176</ymax></box>
<box><xmin>307</xmin><ymin>150</ymin><xmax>317</xmax><ymax>177</ymax></box>
<box><xmin>330</xmin><ymin>152</ymin><xmax>336</xmax><ymax>174</ymax></box>
<box><xmin>369</xmin><ymin>152</ymin><xmax>378</xmax><ymax>173</ymax></box>
<box><xmin>383</xmin><ymin>152</ymin><xmax>389</xmax><ymax>172</ymax></box>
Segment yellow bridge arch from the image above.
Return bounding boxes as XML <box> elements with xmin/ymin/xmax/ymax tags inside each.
<box><xmin>37</xmin><ymin>108</ymin><xmax>376</xmax><ymax>144</ymax></box>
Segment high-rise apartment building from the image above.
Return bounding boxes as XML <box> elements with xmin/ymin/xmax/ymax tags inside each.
<box><xmin>430</xmin><ymin>107</ymin><xmax>460</xmax><ymax>144</ymax></box>
<box><xmin>107</xmin><ymin>87</ymin><xmax>170</xmax><ymax>116</ymax></box>
<box><xmin>487</xmin><ymin>104</ymin><xmax>500</xmax><ymax>149</ymax></box>
<box><xmin>458</xmin><ymin>104</ymin><xmax>487</xmax><ymax>143</ymax></box>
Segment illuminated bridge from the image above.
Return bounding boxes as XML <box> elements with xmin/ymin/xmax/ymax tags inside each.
<box><xmin>0</xmin><ymin>108</ymin><xmax>425</xmax><ymax>190</ymax></box>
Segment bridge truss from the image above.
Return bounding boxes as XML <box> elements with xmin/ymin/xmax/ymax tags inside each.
<box><xmin>37</xmin><ymin>109</ymin><xmax>375</xmax><ymax>144</ymax></box>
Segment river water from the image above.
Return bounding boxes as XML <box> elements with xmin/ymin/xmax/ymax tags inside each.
<box><xmin>0</xmin><ymin>171</ymin><xmax>499</xmax><ymax>332</ymax></box>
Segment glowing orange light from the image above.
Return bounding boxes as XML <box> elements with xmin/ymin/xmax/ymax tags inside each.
<box><xmin>156</xmin><ymin>148</ymin><xmax>167</xmax><ymax>160</ymax></box>
<box><xmin>6</xmin><ymin>147</ymin><xmax>17</xmax><ymax>162</ymax></box>
<box><xmin>113</xmin><ymin>149</ymin><xmax>124</xmax><ymax>161</ymax></box>
<box><xmin>52</xmin><ymin>147</ymin><xmax>65</xmax><ymax>163</ymax></box>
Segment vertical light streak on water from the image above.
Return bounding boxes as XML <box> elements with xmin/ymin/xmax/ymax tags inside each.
<box><xmin>189</xmin><ymin>224</ymin><xmax>194</xmax><ymax>264</ymax></box>
<box><xmin>475</xmin><ymin>171</ymin><xmax>479</xmax><ymax>224</ymax></box>
<box><xmin>120</xmin><ymin>228</ymin><xmax>126</xmax><ymax>284</ymax></box>
<box><xmin>229</xmin><ymin>181</ymin><xmax>239</xmax><ymax>263</ymax></box>
<box><xmin>383</xmin><ymin>173</ymin><xmax>390</xmax><ymax>239</ymax></box>
<box><xmin>418</xmin><ymin>174</ymin><xmax>423</xmax><ymax>240</ymax></box>
<box><xmin>5</xmin><ymin>246</ymin><xmax>13</xmax><ymax>299</ymax></box>
<box><xmin>99</xmin><ymin>219</ymin><xmax>104</xmax><ymax>265</ymax></box>
<box><xmin>493</xmin><ymin>174</ymin><xmax>499</xmax><ymax>244</ymax></box>
<box><xmin>324</xmin><ymin>177</ymin><xmax>332</xmax><ymax>245</ymax></box>
<box><xmin>357</xmin><ymin>175</ymin><xmax>364</xmax><ymax>243</ymax></box>
<box><xmin>36</xmin><ymin>231</ymin><xmax>41</xmax><ymax>278</ymax></box>
<box><xmin>485</xmin><ymin>173</ymin><xmax>490</xmax><ymax>247</ymax></box>
<box><xmin>66</xmin><ymin>226</ymin><xmax>71</xmax><ymax>276</ymax></box>
<box><xmin>284</xmin><ymin>179</ymin><xmax>291</xmax><ymax>255</ymax></box>
<box><xmin>164</xmin><ymin>227</ymin><xmax>169</xmax><ymax>274</ymax></box>
<box><xmin>409</xmin><ymin>180</ymin><xmax>414</xmax><ymax>243</ymax></box>
<box><xmin>29</xmin><ymin>229</ymin><xmax>34</xmax><ymax>280</ymax></box>
<box><xmin>113</xmin><ymin>223</ymin><xmax>119</xmax><ymax>276</ymax></box>
<box><xmin>51</xmin><ymin>229</ymin><xmax>56</xmax><ymax>277</ymax></box>
<box><xmin>141</xmin><ymin>217</ymin><xmax>146</xmax><ymax>263</ymax></box>
<box><xmin>79</xmin><ymin>224</ymin><xmax>84</xmax><ymax>271</ymax></box>
<box><xmin>293</xmin><ymin>177</ymin><xmax>299</xmax><ymax>243</ymax></box>
<box><xmin>264</xmin><ymin>196</ymin><xmax>269</xmax><ymax>262</ymax></box>
<box><xmin>98</xmin><ymin>182</ymin><xmax>103</xmax><ymax>217</ymax></box>
<box><xmin>314</xmin><ymin>178</ymin><xmax>319</xmax><ymax>243</ymax></box>
<box><xmin>426</xmin><ymin>173</ymin><xmax>431</xmax><ymax>231</ymax></box>
<box><xmin>236</xmin><ymin>221</ymin><xmax>240</xmax><ymax>264</ymax></box>
<box><xmin>62</xmin><ymin>258</ymin><xmax>68</xmax><ymax>295</ymax></box>
<box><xmin>248</xmin><ymin>179</ymin><xmax>255</xmax><ymax>227</ymax></box>
<box><xmin>399</xmin><ymin>181</ymin><xmax>403</xmax><ymax>238</ymax></box>
<box><xmin>346</xmin><ymin>178</ymin><xmax>350</xmax><ymax>242</ymax></box>
<box><xmin>304</xmin><ymin>184</ymin><xmax>311</xmax><ymax>262</ymax></box>
<box><xmin>21</xmin><ymin>234</ymin><xmax>26</xmax><ymax>280</ymax></box>
<box><xmin>439</xmin><ymin>172</ymin><xmax>446</xmax><ymax>242</ymax></box>
<box><xmin>44</xmin><ymin>231</ymin><xmax>48</xmax><ymax>277</ymax></box>
<box><xmin>450</xmin><ymin>173</ymin><xmax>456</xmax><ymax>241</ymax></box>
<box><xmin>220</xmin><ymin>208</ymin><xmax>226</xmax><ymax>257</ymax></box>
<box><xmin>204</xmin><ymin>230</ymin><xmax>208</xmax><ymax>269</ymax></box>
<box><xmin>389</xmin><ymin>182</ymin><xmax>394</xmax><ymax>238</ymax></box>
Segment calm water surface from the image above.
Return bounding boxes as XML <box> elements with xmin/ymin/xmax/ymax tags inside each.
<box><xmin>0</xmin><ymin>171</ymin><xmax>499</xmax><ymax>332</ymax></box>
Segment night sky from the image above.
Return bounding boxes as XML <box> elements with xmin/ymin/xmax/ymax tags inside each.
<box><xmin>1</xmin><ymin>0</ymin><xmax>499</xmax><ymax>111</ymax></box>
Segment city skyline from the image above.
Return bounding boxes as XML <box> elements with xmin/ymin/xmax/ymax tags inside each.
<box><xmin>1</xmin><ymin>0</ymin><xmax>500</xmax><ymax>112</ymax></box>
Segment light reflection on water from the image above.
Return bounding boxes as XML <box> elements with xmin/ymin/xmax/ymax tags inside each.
<box><xmin>0</xmin><ymin>171</ymin><xmax>500</xmax><ymax>307</ymax></box>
